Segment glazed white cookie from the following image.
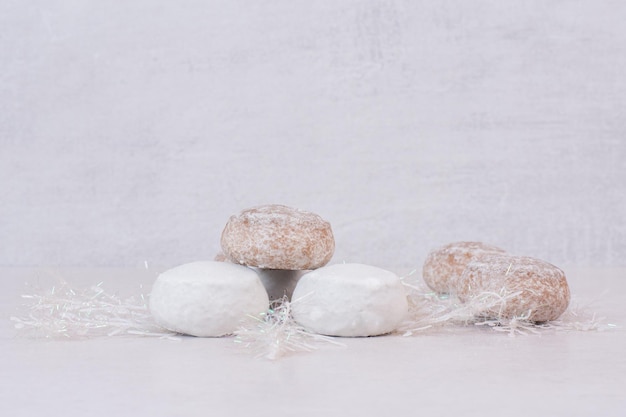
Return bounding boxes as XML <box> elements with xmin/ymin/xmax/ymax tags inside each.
<box><xmin>422</xmin><ymin>241</ymin><xmax>506</xmax><ymax>293</ymax></box>
<box><xmin>457</xmin><ymin>254</ymin><xmax>570</xmax><ymax>322</ymax></box>
<box><xmin>149</xmin><ymin>261</ymin><xmax>269</xmax><ymax>337</ymax></box>
<box><xmin>291</xmin><ymin>263</ymin><xmax>408</xmax><ymax>337</ymax></box>
<box><xmin>220</xmin><ymin>205</ymin><xmax>335</xmax><ymax>270</ymax></box>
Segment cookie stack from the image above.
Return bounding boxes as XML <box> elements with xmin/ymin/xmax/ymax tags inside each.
<box><xmin>218</xmin><ymin>204</ymin><xmax>334</xmax><ymax>301</ymax></box>
<box><xmin>149</xmin><ymin>204</ymin><xmax>408</xmax><ymax>337</ymax></box>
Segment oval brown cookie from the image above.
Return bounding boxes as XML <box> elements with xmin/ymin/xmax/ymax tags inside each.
<box><xmin>422</xmin><ymin>241</ymin><xmax>506</xmax><ymax>293</ymax></box>
<box><xmin>220</xmin><ymin>204</ymin><xmax>335</xmax><ymax>270</ymax></box>
<box><xmin>457</xmin><ymin>254</ymin><xmax>570</xmax><ymax>322</ymax></box>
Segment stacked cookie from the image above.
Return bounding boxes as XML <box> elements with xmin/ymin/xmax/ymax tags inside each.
<box><xmin>220</xmin><ymin>205</ymin><xmax>334</xmax><ymax>271</ymax></box>
<box><xmin>218</xmin><ymin>205</ymin><xmax>334</xmax><ymax>301</ymax></box>
<box><xmin>150</xmin><ymin>204</ymin><xmax>408</xmax><ymax>337</ymax></box>
<box><xmin>423</xmin><ymin>242</ymin><xmax>570</xmax><ymax>322</ymax></box>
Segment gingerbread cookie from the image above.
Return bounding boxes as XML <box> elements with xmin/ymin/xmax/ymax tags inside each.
<box><xmin>422</xmin><ymin>241</ymin><xmax>506</xmax><ymax>293</ymax></box>
<box><xmin>457</xmin><ymin>254</ymin><xmax>570</xmax><ymax>322</ymax></box>
<box><xmin>220</xmin><ymin>205</ymin><xmax>334</xmax><ymax>270</ymax></box>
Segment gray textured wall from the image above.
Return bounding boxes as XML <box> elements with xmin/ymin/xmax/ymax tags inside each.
<box><xmin>2</xmin><ymin>1</ymin><xmax>625</xmax><ymax>268</ymax></box>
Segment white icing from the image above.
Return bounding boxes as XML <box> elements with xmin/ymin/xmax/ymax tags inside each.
<box><xmin>149</xmin><ymin>261</ymin><xmax>269</xmax><ymax>337</ymax></box>
<box><xmin>291</xmin><ymin>263</ymin><xmax>408</xmax><ymax>337</ymax></box>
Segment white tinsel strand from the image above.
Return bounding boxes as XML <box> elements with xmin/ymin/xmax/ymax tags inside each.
<box><xmin>398</xmin><ymin>278</ymin><xmax>616</xmax><ymax>337</ymax></box>
<box><xmin>11</xmin><ymin>280</ymin><xmax>179</xmax><ymax>340</ymax></box>
<box><xmin>233</xmin><ymin>296</ymin><xmax>345</xmax><ymax>360</ymax></box>
<box><xmin>10</xmin><ymin>272</ymin><xmax>617</xmax><ymax>353</ymax></box>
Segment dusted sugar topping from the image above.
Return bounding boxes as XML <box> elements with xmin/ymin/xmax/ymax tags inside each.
<box><xmin>291</xmin><ymin>263</ymin><xmax>408</xmax><ymax>337</ymax></box>
<box><xmin>457</xmin><ymin>254</ymin><xmax>570</xmax><ymax>322</ymax></box>
<box><xmin>422</xmin><ymin>241</ymin><xmax>506</xmax><ymax>293</ymax></box>
<box><xmin>220</xmin><ymin>204</ymin><xmax>335</xmax><ymax>270</ymax></box>
<box><xmin>149</xmin><ymin>261</ymin><xmax>269</xmax><ymax>337</ymax></box>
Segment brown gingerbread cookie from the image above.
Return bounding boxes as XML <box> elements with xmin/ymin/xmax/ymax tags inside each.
<box><xmin>220</xmin><ymin>204</ymin><xmax>335</xmax><ymax>270</ymax></box>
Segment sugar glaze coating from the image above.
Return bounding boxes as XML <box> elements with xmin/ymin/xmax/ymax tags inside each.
<box><xmin>220</xmin><ymin>205</ymin><xmax>334</xmax><ymax>270</ymax></box>
<box><xmin>457</xmin><ymin>254</ymin><xmax>570</xmax><ymax>322</ymax></box>
<box><xmin>422</xmin><ymin>241</ymin><xmax>506</xmax><ymax>293</ymax></box>
<box><xmin>149</xmin><ymin>261</ymin><xmax>269</xmax><ymax>337</ymax></box>
<box><xmin>291</xmin><ymin>263</ymin><xmax>408</xmax><ymax>337</ymax></box>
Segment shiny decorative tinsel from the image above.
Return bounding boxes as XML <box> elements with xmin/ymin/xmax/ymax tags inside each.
<box><xmin>10</xmin><ymin>280</ymin><xmax>179</xmax><ymax>340</ymax></box>
<box><xmin>398</xmin><ymin>274</ymin><xmax>616</xmax><ymax>337</ymax></box>
<box><xmin>233</xmin><ymin>296</ymin><xmax>345</xmax><ymax>360</ymax></box>
<box><xmin>11</xmin><ymin>273</ymin><xmax>615</xmax><ymax>357</ymax></box>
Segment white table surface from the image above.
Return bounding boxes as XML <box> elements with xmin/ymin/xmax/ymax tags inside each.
<box><xmin>1</xmin><ymin>267</ymin><xmax>625</xmax><ymax>417</ymax></box>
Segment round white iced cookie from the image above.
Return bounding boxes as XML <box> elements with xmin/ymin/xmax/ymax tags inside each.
<box><xmin>149</xmin><ymin>261</ymin><xmax>269</xmax><ymax>337</ymax></box>
<box><xmin>291</xmin><ymin>263</ymin><xmax>408</xmax><ymax>337</ymax></box>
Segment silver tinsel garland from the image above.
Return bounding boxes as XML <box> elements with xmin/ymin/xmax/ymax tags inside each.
<box><xmin>10</xmin><ymin>274</ymin><xmax>616</xmax><ymax>359</ymax></box>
